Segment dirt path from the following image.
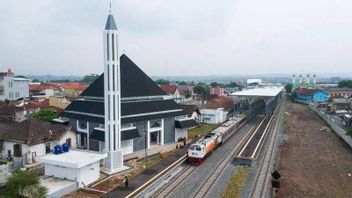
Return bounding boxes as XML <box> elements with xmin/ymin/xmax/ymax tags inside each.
<box><xmin>277</xmin><ymin>102</ymin><xmax>352</xmax><ymax>197</ymax></box>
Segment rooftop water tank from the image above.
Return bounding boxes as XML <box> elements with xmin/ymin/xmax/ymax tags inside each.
<box><xmin>62</xmin><ymin>143</ymin><xmax>69</xmax><ymax>152</ymax></box>
<box><xmin>54</xmin><ymin>145</ymin><xmax>62</xmax><ymax>155</ymax></box>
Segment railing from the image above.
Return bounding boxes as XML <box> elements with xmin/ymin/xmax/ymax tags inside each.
<box><xmin>310</xmin><ymin>105</ymin><xmax>352</xmax><ymax>148</ymax></box>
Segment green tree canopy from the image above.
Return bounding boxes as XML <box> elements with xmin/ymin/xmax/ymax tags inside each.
<box><xmin>285</xmin><ymin>83</ymin><xmax>293</xmax><ymax>93</ymax></box>
<box><xmin>178</xmin><ymin>81</ymin><xmax>187</xmax><ymax>86</ymax></box>
<box><xmin>210</xmin><ymin>82</ymin><xmax>218</xmax><ymax>87</ymax></box>
<box><xmin>1</xmin><ymin>170</ymin><xmax>47</xmax><ymax>198</ymax></box>
<box><xmin>193</xmin><ymin>82</ymin><xmax>208</xmax><ymax>95</ymax></box>
<box><xmin>82</xmin><ymin>73</ymin><xmax>100</xmax><ymax>85</ymax></box>
<box><xmin>155</xmin><ymin>79</ymin><xmax>170</xmax><ymax>85</ymax></box>
<box><xmin>31</xmin><ymin>108</ymin><xmax>56</xmax><ymax>122</ymax></box>
<box><xmin>338</xmin><ymin>80</ymin><xmax>352</xmax><ymax>88</ymax></box>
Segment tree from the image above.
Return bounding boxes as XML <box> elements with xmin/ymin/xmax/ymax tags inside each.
<box><xmin>82</xmin><ymin>73</ymin><xmax>99</xmax><ymax>85</ymax></box>
<box><xmin>155</xmin><ymin>79</ymin><xmax>170</xmax><ymax>85</ymax></box>
<box><xmin>1</xmin><ymin>170</ymin><xmax>47</xmax><ymax>198</ymax></box>
<box><xmin>185</xmin><ymin>90</ymin><xmax>192</xmax><ymax>98</ymax></box>
<box><xmin>193</xmin><ymin>82</ymin><xmax>208</xmax><ymax>95</ymax></box>
<box><xmin>285</xmin><ymin>83</ymin><xmax>293</xmax><ymax>93</ymax></box>
<box><xmin>338</xmin><ymin>80</ymin><xmax>352</xmax><ymax>88</ymax></box>
<box><xmin>347</xmin><ymin>128</ymin><xmax>352</xmax><ymax>137</ymax></box>
<box><xmin>210</xmin><ymin>82</ymin><xmax>218</xmax><ymax>87</ymax></box>
<box><xmin>31</xmin><ymin>108</ymin><xmax>56</xmax><ymax>122</ymax></box>
<box><xmin>178</xmin><ymin>81</ymin><xmax>187</xmax><ymax>86</ymax></box>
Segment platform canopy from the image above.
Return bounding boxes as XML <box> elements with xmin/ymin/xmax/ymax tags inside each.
<box><xmin>230</xmin><ymin>87</ymin><xmax>283</xmax><ymax>97</ymax></box>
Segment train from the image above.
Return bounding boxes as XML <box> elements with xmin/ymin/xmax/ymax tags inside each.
<box><xmin>188</xmin><ymin>115</ymin><xmax>247</xmax><ymax>165</ymax></box>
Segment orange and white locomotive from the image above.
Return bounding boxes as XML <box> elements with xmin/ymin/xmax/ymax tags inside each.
<box><xmin>188</xmin><ymin>132</ymin><xmax>222</xmax><ymax>165</ymax></box>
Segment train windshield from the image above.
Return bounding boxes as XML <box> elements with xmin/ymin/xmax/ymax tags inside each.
<box><xmin>190</xmin><ymin>145</ymin><xmax>202</xmax><ymax>151</ymax></box>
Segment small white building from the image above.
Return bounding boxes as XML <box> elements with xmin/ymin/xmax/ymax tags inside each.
<box><xmin>175</xmin><ymin>116</ymin><xmax>198</xmax><ymax>141</ymax></box>
<box><xmin>0</xmin><ymin>69</ymin><xmax>30</xmax><ymax>101</ymax></box>
<box><xmin>37</xmin><ymin>150</ymin><xmax>107</xmax><ymax>187</ymax></box>
<box><xmin>200</xmin><ymin>108</ymin><xmax>228</xmax><ymax>124</ymax></box>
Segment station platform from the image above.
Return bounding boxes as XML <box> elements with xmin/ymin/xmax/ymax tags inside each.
<box><xmin>104</xmin><ymin>147</ymin><xmax>187</xmax><ymax>198</ymax></box>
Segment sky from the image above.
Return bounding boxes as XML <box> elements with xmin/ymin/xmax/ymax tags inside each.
<box><xmin>1</xmin><ymin>0</ymin><xmax>352</xmax><ymax>77</ymax></box>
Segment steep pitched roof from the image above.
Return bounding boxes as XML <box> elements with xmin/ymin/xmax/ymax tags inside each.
<box><xmin>180</xmin><ymin>105</ymin><xmax>200</xmax><ymax>117</ymax></box>
<box><xmin>80</xmin><ymin>54</ymin><xmax>166</xmax><ymax>98</ymax></box>
<box><xmin>0</xmin><ymin>119</ymin><xmax>70</xmax><ymax>145</ymax></box>
<box><xmin>160</xmin><ymin>85</ymin><xmax>177</xmax><ymax>95</ymax></box>
<box><xmin>105</xmin><ymin>14</ymin><xmax>117</xmax><ymax>30</ymax></box>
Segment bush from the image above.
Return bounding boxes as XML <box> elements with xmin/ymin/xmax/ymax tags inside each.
<box><xmin>31</xmin><ymin>108</ymin><xmax>56</xmax><ymax>122</ymax></box>
<box><xmin>347</xmin><ymin>129</ymin><xmax>352</xmax><ymax>137</ymax></box>
<box><xmin>0</xmin><ymin>170</ymin><xmax>47</xmax><ymax>198</ymax></box>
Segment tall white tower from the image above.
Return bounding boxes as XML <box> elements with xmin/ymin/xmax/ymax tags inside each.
<box><xmin>103</xmin><ymin>13</ymin><xmax>123</xmax><ymax>172</ymax></box>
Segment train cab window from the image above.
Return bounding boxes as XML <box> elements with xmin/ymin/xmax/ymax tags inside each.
<box><xmin>196</xmin><ymin>146</ymin><xmax>201</xmax><ymax>151</ymax></box>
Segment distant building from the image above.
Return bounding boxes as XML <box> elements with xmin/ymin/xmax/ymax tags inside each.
<box><xmin>0</xmin><ymin>69</ymin><xmax>30</xmax><ymax>101</ymax></box>
<box><xmin>247</xmin><ymin>79</ymin><xmax>263</xmax><ymax>86</ymax></box>
<box><xmin>180</xmin><ymin>104</ymin><xmax>201</xmax><ymax>123</ymax></box>
<box><xmin>323</xmin><ymin>88</ymin><xmax>352</xmax><ymax>99</ymax></box>
<box><xmin>200</xmin><ymin>96</ymin><xmax>234</xmax><ymax>124</ymax></box>
<box><xmin>329</xmin><ymin>98</ymin><xmax>351</xmax><ymax>112</ymax></box>
<box><xmin>160</xmin><ymin>85</ymin><xmax>184</xmax><ymax>103</ymax></box>
<box><xmin>209</xmin><ymin>87</ymin><xmax>225</xmax><ymax>96</ymax></box>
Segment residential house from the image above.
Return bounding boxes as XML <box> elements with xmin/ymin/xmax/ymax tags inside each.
<box><xmin>324</xmin><ymin>87</ymin><xmax>352</xmax><ymax>99</ymax></box>
<box><xmin>329</xmin><ymin>98</ymin><xmax>351</xmax><ymax>113</ymax></box>
<box><xmin>209</xmin><ymin>87</ymin><xmax>225</xmax><ymax>96</ymax></box>
<box><xmin>29</xmin><ymin>84</ymin><xmax>59</xmax><ymax>98</ymax></box>
<box><xmin>0</xmin><ymin>119</ymin><xmax>75</xmax><ymax>167</ymax></box>
<box><xmin>0</xmin><ymin>69</ymin><xmax>30</xmax><ymax>101</ymax></box>
<box><xmin>180</xmin><ymin>104</ymin><xmax>201</xmax><ymax>123</ymax></box>
<box><xmin>200</xmin><ymin>96</ymin><xmax>234</xmax><ymax>124</ymax></box>
<box><xmin>160</xmin><ymin>85</ymin><xmax>184</xmax><ymax>103</ymax></box>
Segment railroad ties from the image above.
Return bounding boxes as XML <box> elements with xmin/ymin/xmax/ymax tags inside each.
<box><xmin>234</xmin><ymin>113</ymin><xmax>275</xmax><ymax>166</ymax></box>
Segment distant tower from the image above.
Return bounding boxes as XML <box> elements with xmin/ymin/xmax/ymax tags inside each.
<box><xmin>306</xmin><ymin>74</ymin><xmax>310</xmax><ymax>85</ymax></box>
<box><xmin>313</xmin><ymin>74</ymin><xmax>317</xmax><ymax>87</ymax></box>
<box><xmin>292</xmin><ymin>74</ymin><xmax>296</xmax><ymax>85</ymax></box>
<box><xmin>103</xmin><ymin>11</ymin><xmax>123</xmax><ymax>172</ymax></box>
<box><xmin>299</xmin><ymin>74</ymin><xmax>303</xmax><ymax>84</ymax></box>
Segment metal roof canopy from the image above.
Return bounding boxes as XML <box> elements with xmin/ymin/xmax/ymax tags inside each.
<box><xmin>230</xmin><ymin>87</ymin><xmax>283</xmax><ymax>97</ymax></box>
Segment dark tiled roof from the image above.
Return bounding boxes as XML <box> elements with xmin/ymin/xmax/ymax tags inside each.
<box><xmin>180</xmin><ymin>105</ymin><xmax>200</xmax><ymax>117</ymax></box>
<box><xmin>90</xmin><ymin>128</ymin><xmax>140</xmax><ymax>142</ymax></box>
<box><xmin>61</xmin><ymin>99</ymin><xmax>185</xmax><ymax>124</ymax></box>
<box><xmin>323</xmin><ymin>87</ymin><xmax>352</xmax><ymax>93</ymax></box>
<box><xmin>80</xmin><ymin>54</ymin><xmax>166</xmax><ymax>98</ymax></box>
<box><xmin>0</xmin><ymin>119</ymin><xmax>70</xmax><ymax>145</ymax></box>
<box><xmin>175</xmin><ymin>119</ymin><xmax>198</xmax><ymax>129</ymax></box>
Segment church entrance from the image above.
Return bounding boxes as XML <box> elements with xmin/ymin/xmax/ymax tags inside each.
<box><xmin>150</xmin><ymin>131</ymin><xmax>160</xmax><ymax>146</ymax></box>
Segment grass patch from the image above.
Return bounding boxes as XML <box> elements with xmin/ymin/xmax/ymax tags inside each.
<box><xmin>221</xmin><ymin>167</ymin><xmax>250</xmax><ymax>198</ymax></box>
<box><xmin>188</xmin><ymin>124</ymin><xmax>218</xmax><ymax>139</ymax></box>
<box><xmin>346</xmin><ymin>128</ymin><xmax>352</xmax><ymax>137</ymax></box>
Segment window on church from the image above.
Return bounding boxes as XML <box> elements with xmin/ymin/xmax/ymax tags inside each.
<box><xmin>113</xmin><ymin>95</ymin><xmax>116</xmax><ymax>120</ymax></box>
<box><xmin>112</xmin><ymin>33</ymin><xmax>115</xmax><ymax>61</ymax></box>
<box><xmin>107</xmin><ymin>64</ymin><xmax>110</xmax><ymax>91</ymax></box>
<box><xmin>107</xmin><ymin>33</ymin><xmax>110</xmax><ymax>60</ymax></box>
<box><xmin>112</xmin><ymin>64</ymin><xmax>115</xmax><ymax>91</ymax></box>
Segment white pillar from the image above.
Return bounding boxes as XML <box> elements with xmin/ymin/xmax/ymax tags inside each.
<box><xmin>161</xmin><ymin>119</ymin><xmax>164</xmax><ymax>145</ymax></box>
<box><xmin>147</xmin><ymin>121</ymin><xmax>150</xmax><ymax>149</ymax></box>
<box><xmin>103</xmin><ymin>13</ymin><xmax>123</xmax><ymax>172</ymax></box>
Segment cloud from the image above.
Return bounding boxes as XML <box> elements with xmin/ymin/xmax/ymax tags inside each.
<box><xmin>0</xmin><ymin>0</ymin><xmax>351</xmax><ymax>76</ymax></box>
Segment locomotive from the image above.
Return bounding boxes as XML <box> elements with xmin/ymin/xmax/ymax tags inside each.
<box><xmin>188</xmin><ymin>115</ymin><xmax>247</xmax><ymax>165</ymax></box>
<box><xmin>188</xmin><ymin>132</ymin><xmax>222</xmax><ymax>165</ymax></box>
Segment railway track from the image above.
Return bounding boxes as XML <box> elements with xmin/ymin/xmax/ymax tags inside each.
<box><xmin>191</xmin><ymin>117</ymin><xmax>267</xmax><ymax>198</ymax></box>
<box><xmin>248</xmin><ymin>101</ymin><xmax>285</xmax><ymax>198</ymax></box>
<box><xmin>152</xmin><ymin>165</ymin><xmax>196</xmax><ymax>198</ymax></box>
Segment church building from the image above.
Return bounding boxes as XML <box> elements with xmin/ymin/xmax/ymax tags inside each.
<box><xmin>60</xmin><ymin>13</ymin><xmax>196</xmax><ymax>172</ymax></box>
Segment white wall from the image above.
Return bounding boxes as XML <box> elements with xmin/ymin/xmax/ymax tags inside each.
<box><xmin>121</xmin><ymin>140</ymin><xmax>133</xmax><ymax>155</ymax></box>
<box><xmin>45</xmin><ymin>164</ymin><xmax>79</xmax><ymax>181</ymax></box>
<box><xmin>55</xmin><ymin>131</ymin><xmax>77</xmax><ymax>149</ymax></box>
<box><xmin>0</xmin><ymin>76</ymin><xmax>29</xmax><ymax>101</ymax></box>
<box><xmin>200</xmin><ymin>108</ymin><xmax>228</xmax><ymax>124</ymax></box>
<box><xmin>78</xmin><ymin>162</ymin><xmax>100</xmax><ymax>187</ymax></box>
<box><xmin>175</xmin><ymin>128</ymin><xmax>187</xmax><ymax>141</ymax></box>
